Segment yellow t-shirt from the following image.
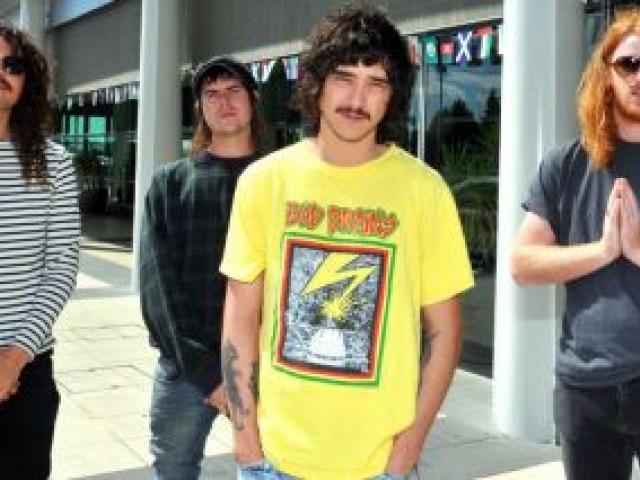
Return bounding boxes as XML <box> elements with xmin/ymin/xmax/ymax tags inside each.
<box><xmin>221</xmin><ymin>139</ymin><xmax>474</xmax><ymax>479</ymax></box>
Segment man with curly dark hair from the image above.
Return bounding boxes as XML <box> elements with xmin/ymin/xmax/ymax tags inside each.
<box><xmin>220</xmin><ymin>5</ymin><xmax>473</xmax><ymax>479</ymax></box>
<box><xmin>0</xmin><ymin>22</ymin><xmax>79</xmax><ymax>480</ymax></box>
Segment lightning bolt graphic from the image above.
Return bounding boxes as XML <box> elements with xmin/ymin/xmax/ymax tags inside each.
<box><xmin>303</xmin><ymin>253</ymin><xmax>375</xmax><ymax>323</ymax></box>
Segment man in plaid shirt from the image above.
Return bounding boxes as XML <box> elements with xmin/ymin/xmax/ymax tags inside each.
<box><xmin>139</xmin><ymin>57</ymin><xmax>260</xmax><ymax>480</ymax></box>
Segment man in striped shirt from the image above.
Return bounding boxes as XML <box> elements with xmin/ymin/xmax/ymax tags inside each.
<box><xmin>0</xmin><ymin>22</ymin><xmax>79</xmax><ymax>480</ymax></box>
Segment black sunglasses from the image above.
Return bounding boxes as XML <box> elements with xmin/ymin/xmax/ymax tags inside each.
<box><xmin>0</xmin><ymin>55</ymin><xmax>25</xmax><ymax>75</ymax></box>
<box><xmin>611</xmin><ymin>55</ymin><xmax>640</xmax><ymax>78</ymax></box>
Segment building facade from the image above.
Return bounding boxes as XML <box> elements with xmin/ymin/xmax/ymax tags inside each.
<box><xmin>0</xmin><ymin>0</ymin><xmax>633</xmax><ymax>442</ymax></box>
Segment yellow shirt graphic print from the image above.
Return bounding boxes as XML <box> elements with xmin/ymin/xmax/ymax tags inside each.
<box><xmin>275</xmin><ymin>233</ymin><xmax>395</xmax><ymax>386</ymax></box>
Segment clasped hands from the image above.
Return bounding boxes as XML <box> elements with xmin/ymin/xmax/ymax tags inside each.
<box><xmin>602</xmin><ymin>178</ymin><xmax>640</xmax><ymax>265</ymax></box>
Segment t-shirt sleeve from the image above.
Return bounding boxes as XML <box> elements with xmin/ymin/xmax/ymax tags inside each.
<box><xmin>522</xmin><ymin>147</ymin><xmax>564</xmax><ymax>236</ymax></box>
<box><xmin>421</xmin><ymin>179</ymin><xmax>474</xmax><ymax>306</ymax></box>
<box><xmin>220</xmin><ymin>168</ymin><xmax>267</xmax><ymax>282</ymax></box>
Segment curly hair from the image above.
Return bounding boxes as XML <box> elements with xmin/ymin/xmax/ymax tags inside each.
<box><xmin>0</xmin><ymin>22</ymin><xmax>51</xmax><ymax>183</ymax></box>
<box><xmin>578</xmin><ymin>7</ymin><xmax>640</xmax><ymax>169</ymax></box>
<box><xmin>191</xmin><ymin>72</ymin><xmax>262</xmax><ymax>157</ymax></box>
<box><xmin>293</xmin><ymin>4</ymin><xmax>415</xmax><ymax>144</ymax></box>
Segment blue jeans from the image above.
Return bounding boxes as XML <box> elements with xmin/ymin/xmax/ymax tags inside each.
<box><xmin>236</xmin><ymin>459</ymin><xmax>419</xmax><ymax>479</ymax></box>
<box><xmin>377</xmin><ymin>472</ymin><xmax>419</xmax><ymax>480</ymax></box>
<box><xmin>237</xmin><ymin>459</ymin><xmax>295</xmax><ymax>480</ymax></box>
<box><xmin>150</xmin><ymin>356</ymin><xmax>217</xmax><ymax>480</ymax></box>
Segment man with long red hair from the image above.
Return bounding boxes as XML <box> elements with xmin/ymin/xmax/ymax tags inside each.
<box><xmin>511</xmin><ymin>7</ymin><xmax>640</xmax><ymax>480</ymax></box>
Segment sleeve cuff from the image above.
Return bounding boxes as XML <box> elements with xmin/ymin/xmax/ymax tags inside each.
<box><xmin>220</xmin><ymin>262</ymin><xmax>264</xmax><ymax>283</ymax></box>
<box><xmin>8</xmin><ymin>340</ymin><xmax>36</xmax><ymax>361</ymax></box>
<box><xmin>421</xmin><ymin>277</ymin><xmax>475</xmax><ymax>307</ymax></box>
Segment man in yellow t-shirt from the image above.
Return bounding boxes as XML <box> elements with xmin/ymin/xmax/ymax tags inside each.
<box><xmin>220</xmin><ymin>5</ymin><xmax>474</xmax><ymax>480</ymax></box>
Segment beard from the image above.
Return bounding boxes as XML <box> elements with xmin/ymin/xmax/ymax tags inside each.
<box><xmin>614</xmin><ymin>92</ymin><xmax>640</xmax><ymax>125</ymax></box>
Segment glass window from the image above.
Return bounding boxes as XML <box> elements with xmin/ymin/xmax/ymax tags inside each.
<box><xmin>69</xmin><ymin>115</ymin><xmax>84</xmax><ymax>136</ymax></box>
<box><xmin>419</xmin><ymin>26</ymin><xmax>501</xmax><ymax>276</ymax></box>
<box><xmin>55</xmin><ymin>90</ymin><xmax>136</xmax><ymax>214</ymax></box>
<box><xmin>88</xmin><ymin>115</ymin><xmax>107</xmax><ymax>154</ymax></box>
<box><xmin>257</xmin><ymin>59</ymin><xmax>302</xmax><ymax>153</ymax></box>
<box><xmin>416</xmin><ymin>23</ymin><xmax>502</xmax><ymax>377</ymax></box>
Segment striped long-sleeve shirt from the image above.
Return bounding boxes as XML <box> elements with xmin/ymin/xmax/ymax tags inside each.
<box><xmin>0</xmin><ymin>141</ymin><xmax>80</xmax><ymax>357</ymax></box>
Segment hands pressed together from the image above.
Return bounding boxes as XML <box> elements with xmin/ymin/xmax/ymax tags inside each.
<box><xmin>601</xmin><ymin>178</ymin><xmax>640</xmax><ymax>265</ymax></box>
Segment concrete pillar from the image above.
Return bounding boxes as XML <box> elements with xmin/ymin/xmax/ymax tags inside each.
<box><xmin>131</xmin><ymin>0</ymin><xmax>182</xmax><ymax>290</ymax></box>
<box><xmin>19</xmin><ymin>0</ymin><xmax>45</xmax><ymax>48</ymax></box>
<box><xmin>493</xmin><ymin>0</ymin><xmax>583</xmax><ymax>442</ymax></box>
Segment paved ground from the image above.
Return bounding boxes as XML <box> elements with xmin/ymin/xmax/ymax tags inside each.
<box><xmin>45</xmin><ymin>236</ymin><xmax>580</xmax><ymax>480</ymax></box>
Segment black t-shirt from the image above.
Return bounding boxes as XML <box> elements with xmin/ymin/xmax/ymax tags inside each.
<box><xmin>524</xmin><ymin>138</ymin><xmax>640</xmax><ymax>387</ymax></box>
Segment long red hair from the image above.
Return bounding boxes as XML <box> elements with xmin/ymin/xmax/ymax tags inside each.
<box><xmin>578</xmin><ymin>7</ymin><xmax>640</xmax><ymax>168</ymax></box>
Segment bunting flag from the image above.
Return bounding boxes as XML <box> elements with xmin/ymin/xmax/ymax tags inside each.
<box><xmin>407</xmin><ymin>35</ymin><xmax>422</xmax><ymax>67</ymax></box>
<box><xmin>423</xmin><ymin>36</ymin><xmax>438</xmax><ymax>65</ymax></box>
<box><xmin>475</xmin><ymin>25</ymin><xmax>494</xmax><ymax>61</ymax></box>
<box><xmin>455</xmin><ymin>31</ymin><xmax>473</xmax><ymax>64</ymax></box>
<box><xmin>250</xmin><ymin>62</ymin><xmax>261</xmax><ymax>83</ymax></box>
<box><xmin>261</xmin><ymin>59</ymin><xmax>276</xmax><ymax>83</ymax></box>
<box><xmin>283</xmin><ymin>56</ymin><xmax>299</xmax><ymax>80</ymax></box>
<box><xmin>439</xmin><ymin>39</ymin><xmax>454</xmax><ymax>65</ymax></box>
<box><xmin>61</xmin><ymin>81</ymin><xmax>142</xmax><ymax>110</ymax></box>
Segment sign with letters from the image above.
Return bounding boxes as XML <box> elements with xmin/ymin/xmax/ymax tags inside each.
<box><xmin>421</xmin><ymin>23</ymin><xmax>502</xmax><ymax>67</ymax></box>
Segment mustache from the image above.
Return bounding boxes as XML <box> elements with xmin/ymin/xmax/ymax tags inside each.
<box><xmin>335</xmin><ymin>106</ymin><xmax>370</xmax><ymax>120</ymax></box>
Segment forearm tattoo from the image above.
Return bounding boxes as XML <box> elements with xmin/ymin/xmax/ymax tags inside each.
<box><xmin>222</xmin><ymin>342</ymin><xmax>249</xmax><ymax>431</ymax></box>
<box><xmin>250</xmin><ymin>360</ymin><xmax>259</xmax><ymax>400</ymax></box>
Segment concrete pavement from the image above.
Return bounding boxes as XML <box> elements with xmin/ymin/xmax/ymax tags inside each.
<box><xmin>50</xmin><ymin>241</ymin><xmax>571</xmax><ymax>480</ymax></box>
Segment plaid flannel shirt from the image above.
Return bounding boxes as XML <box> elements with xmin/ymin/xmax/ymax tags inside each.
<box><xmin>139</xmin><ymin>151</ymin><xmax>255</xmax><ymax>393</ymax></box>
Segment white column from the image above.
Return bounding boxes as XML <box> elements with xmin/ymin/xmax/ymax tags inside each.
<box><xmin>493</xmin><ymin>0</ymin><xmax>583</xmax><ymax>442</ymax></box>
<box><xmin>19</xmin><ymin>0</ymin><xmax>45</xmax><ymax>48</ymax></box>
<box><xmin>131</xmin><ymin>0</ymin><xmax>182</xmax><ymax>290</ymax></box>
